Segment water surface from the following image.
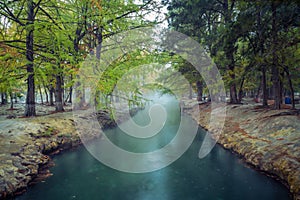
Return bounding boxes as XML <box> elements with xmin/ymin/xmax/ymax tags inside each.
<box><xmin>17</xmin><ymin>94</ymin><xmax>291</xmax><ymax>200</ymax></box>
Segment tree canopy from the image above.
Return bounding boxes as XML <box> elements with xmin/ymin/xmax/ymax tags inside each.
<box><xmin>0</xmin><ymin>0</ymin><xmax>299</xmax><ymax>115</ymax></box>
<box><xmin>165</xmin><ymin>0</ymin><xmax>300</xmax><ymax>108</ymax></box>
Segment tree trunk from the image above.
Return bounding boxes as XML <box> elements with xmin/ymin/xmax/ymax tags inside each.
<box><xmin>238</xmin><ymin>78</ymin><xmax>244</xmax><ymax>103</ymax></box>
<box><xmin>24</xmin><ymin>0</ymin><xmax>36</xmax><ymax>116</ymax></box>
<box><xmin>10</xmin><ymin>92</ymin><xmax>13</xmax><ymax>109</ymax></box>
<box><xmin>49</xmin><ymin>86</ymin><xmax>55</xmax><ymax>106</ymax></box>
<box><xmin>271</xmin><ymin>2</ymin><xmax>281</xmax><ymax>109</ymax></box>
<box><xmin>62</xmin><ymin>76</ymin><xmax>65</xmax><ymax>105</ymax></box>
<box><xmin>96</xmin><ymin>27</ymin><xmax>103</xmax><ymax>60</ymax></box>
<box><xmin>93</xmin><ymin>27</ymin><xmax>103</xmax><ymax>107</ymax></box>
<box><xmin>45</xmin><ymin>86</ymin><xmax>49</xmax><ymax>103</ymax></box>
<box><xmin>230</xmin><ymin>83</ymin><xmax>238</xmax><ymax>103</ymax></box>
<box><xmin>196</xmin><ymin>80</ymin><xmax>203</xmax><ymax>101</ymax></box>
<box><xmin>261</xmin><ymin>66</ymin><xmax>268</xmax><ymax>107</ymax></box>
<box><xmin>280</xmin><ymin>71</ymin><xmax>284</xmax><ymax>104</ymax></box>
<box><xmin>55</xmin><ymin>74</ymin><xmax>64</xmax><ymax>112</ymax></box>
<box><xmin>68</xmin><ymin>86</ymin><xmax>72</xmax><ymax>103</ymax></box>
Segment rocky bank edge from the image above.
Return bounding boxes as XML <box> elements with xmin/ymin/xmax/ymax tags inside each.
<box><xmin>0</xmin><ymin>109</ymin><xmax>117</xmax><ymax>199</ymax></box>
<box><xmin>183</xmin><ymin>101</ymin><xmax>300</xmax><ymax>200</ymax></box>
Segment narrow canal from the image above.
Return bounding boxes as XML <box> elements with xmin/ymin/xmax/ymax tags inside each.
<box><xmin>17</xmin><ymin>94</ymin><xmax>291</xmax><ymax>200</ymax></box>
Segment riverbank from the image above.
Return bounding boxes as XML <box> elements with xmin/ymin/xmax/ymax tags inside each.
<box><xmin>183</xmin><ymin>100</ymin><xmax>300</xmax><ymax>200</ymax></box>
<box><xmin>0</xmin><ymin>107</ymin><xmax>117</xmax><ymax>199</ymax></box>
<box><xmin>1</xmin><ymin>101</ymin><xmax>299</xmax><ymax>199</ymax></box>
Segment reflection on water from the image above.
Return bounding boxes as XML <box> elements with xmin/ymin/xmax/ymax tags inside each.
<box><xmin>17</xmin><ymin>94</ymin><xmax>291</xmax><ymax>200</ymax></box>
<box><xmin>107</xmin><ymin>93</ymin><xmax>182</xmax><ymax>153</ymax></box>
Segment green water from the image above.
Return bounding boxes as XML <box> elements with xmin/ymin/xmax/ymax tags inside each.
<box><xmin>16</xmin><ymin>94</ymin><xmax>291</xmax><ymax>200</ymax></box>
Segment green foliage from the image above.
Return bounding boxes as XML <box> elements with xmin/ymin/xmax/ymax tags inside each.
<box><xmin>166</xmin><ymin>0</ymin><xmax>300</xmax><ymax>105</ymax></box>
<box><xmin>0</xmin><ymin>0</ymin><xmax>162</xmax><ymax>111</ymax></box>
<box><xmin>1</xmin><ymin>0</ymin><xmax>299</xmax><ymax>110</ymax></box>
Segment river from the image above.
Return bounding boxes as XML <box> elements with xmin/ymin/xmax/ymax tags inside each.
<box><xmin>16</xmin><ymin>94</ymin><xmax>291</xmax><ymax>200</ymax></box>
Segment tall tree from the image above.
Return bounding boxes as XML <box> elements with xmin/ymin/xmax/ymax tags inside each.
<box><xmin>24</xmin><ymin>0</ymin><xmax>35</xmax><ymax>116</ymax></box>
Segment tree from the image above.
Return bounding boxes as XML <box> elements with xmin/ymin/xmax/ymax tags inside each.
<box><xmin>166</xmin><ymin>0</ymin><xmax>241</xmax><ymax>103</ymax></box>
<box><xmin>166</xmin><ymin>0</ymin><xmax>300</xmax><ymax>109</ymax></box>
<box><xmin>1</xmin><ymin>0</ymin><xmax>55</xmax><ymax>115</ymax></box>
<box><xmin>24</xmin><ymin>0</ymin><xmax>36</xmax><ymax>116</ymax></box>
<box><xmin>0</xmin><ymin>44</ymin><xmax>24</xmax><ymax>109</ymax></box>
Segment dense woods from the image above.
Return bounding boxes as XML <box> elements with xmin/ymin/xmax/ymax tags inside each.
<box><xmin>0</xmin><ymin>0</ymin><xmax>162</xmax><ymax>116</ymax></box>
<box><xmin>166</xmin><ymin>0</ymin><xmax>300</xmax><ymax>108</ymax></box>
<box><xmin>1</xmin><ymin>2</ymin><xmax>300</xmax><ymax>199</ymax></box>
<box><xmin>0</xmin><ymin>0</ymin><xmax>299</xmax><ymax>117</ymax></box>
